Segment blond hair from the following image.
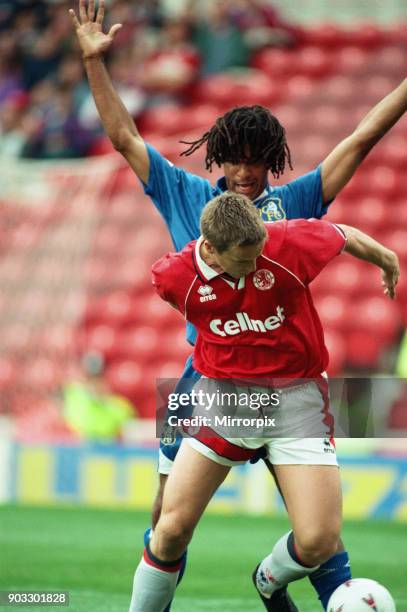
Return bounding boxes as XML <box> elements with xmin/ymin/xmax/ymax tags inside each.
<box><xmin>200</xmin><ymin>192</ymin><xmax>267</xmax><ymax>253</ymax></box>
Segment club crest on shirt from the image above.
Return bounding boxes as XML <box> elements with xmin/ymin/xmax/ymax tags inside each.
<box><xmin>198</xmin><ymin>285</ymin><xmax>217</xmax><ymax>302</ymax></box>
<box><xmin>161</xmin><ymin>423</ymin><xmax>177</xmax><ymax>446</ymax></box>
<box><xmin>253</xmin><ymin>269</ymin><xmax>275</xmax><ymax>291</ymax></box>
<box><xmin>259</xmin><ymin>197</ymin><xmax>286</xmax><ymax>222</ymax></box>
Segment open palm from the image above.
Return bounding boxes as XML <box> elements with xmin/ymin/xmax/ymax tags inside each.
<box><xmin>69</xmin><ymin>0</ymin><xmax>122</xmax><ymax>59</ymax></box>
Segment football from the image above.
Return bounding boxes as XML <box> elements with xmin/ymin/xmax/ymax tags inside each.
<box><xmin>327</xmin><ymin>578</ymin><xmax>396</xmax><ymax>611</ymax></box>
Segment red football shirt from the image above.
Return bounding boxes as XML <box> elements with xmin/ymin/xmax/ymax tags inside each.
<box><xmin>152</xmin><ymin>219</ymin><xmax>346</xmax><ymax>379</ymax></box>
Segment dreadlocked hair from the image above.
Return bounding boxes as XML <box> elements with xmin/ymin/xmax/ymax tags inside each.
<box><xmin>180</xmin><ymin>105</ymin><xmax>292</xmax><ymax>179</ymax></box>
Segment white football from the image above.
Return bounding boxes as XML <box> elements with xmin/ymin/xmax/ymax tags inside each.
<box><xmin>327</xmin><ymin>578</ymin><xmax>396</xmax><ymax>612</ymax></box>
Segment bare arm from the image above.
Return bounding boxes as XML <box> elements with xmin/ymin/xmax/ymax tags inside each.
<box><xmin>321</xmin><ymin>79</ymin><xmax>407</xmax><ymax>202</ymax></box>
<box><xmin>69</xmin><ymin>0</ymin><xmax>150</xmax><ymax>182</ymax></box>
<box><xmin>338</xmin><ymin>224</ymin><xmax>400</xmax><ymax>299</ymax></box>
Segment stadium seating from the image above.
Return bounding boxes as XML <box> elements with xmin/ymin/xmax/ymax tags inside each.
<box><xmin>336</xmin><ymin>46</ymin><xmax>371</xmax><ymax>74</ymax></box>
<box><xmin>79</xmin><ymin>324</ymin><xmax>120</xmax><ymax>361</ymax></box>
<box><xmin>118</xmin><ymin>325</ymin><xmax>161</xmax><ymax>361</ymax></box>
<box><xmin>382</xmin><ymin>229</ymin><xmax>407</xmax><ymax>265</ymax></box>
<box><xmin>323</xmin><ymin>328</ymin><xmax>347</xmax><ymax>375</ymax></box>
<box><xmin>300</xmin><ymin>23</ymin><xmax>349</xmax><ymax>49</ymax></box>
<box><xmin>193</xmin><ymin>70</ymin><xmax>281</xmax><ymax>108</ymax></box>
<box><xmin>87</xmin><ymin>291</ymin><xmax>138</xmax><ymax>326</ymax></box>
<box><xmin>140</xmin><ymin>103</ymin><xmax>220</xmax><ymax>136</ymax></box>
<box><xmin>21</xmin><ymin>358</ymin><xmax>63</xmax><ymax>393</ymax></box>
<box><xmin>105</xmin><ymin>360</ymin><xmax>144</xmax><ymax>401</ymax></box>
<box><xmin>0</xmin><ymin>358</ymin><xmax>16</xmax><ymax>393</ymax></box>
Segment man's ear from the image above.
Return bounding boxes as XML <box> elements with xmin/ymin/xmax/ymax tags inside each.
<box><xmin>204</xmin><ymin>239</ymin><xmax>216</xmax><ymax>254</ymax></box>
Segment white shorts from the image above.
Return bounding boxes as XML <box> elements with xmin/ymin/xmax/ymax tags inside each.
<box><xmin>161</xmin><ymin>379</ymin><xmax>338</xmax><ymax>470</ymax></box>
<box><xmin>186</xmin><ymin>435</ymin><xmax>338</xmax><ymax>467</ymax></box>
<box><xmin>158</xmin><ymin>448</ymin><xmax>175</xmax><ymax>475</ymax></box>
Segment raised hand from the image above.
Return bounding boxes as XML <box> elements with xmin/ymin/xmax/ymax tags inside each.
<box><xmin>69</xmin><ymin>0</ymin><xmax>122</xmax><ymax>59</ymax></box>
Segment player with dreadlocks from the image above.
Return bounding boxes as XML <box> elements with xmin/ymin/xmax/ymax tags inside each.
<box><xmin>70</xmin><ymin>1</ymin><xmax>407</xmax><ymax>610</ymax></box>
<box><xmin>181</xmin><ymin>104</ymin><xmax>292</xmax><ymax>178</ymax></box>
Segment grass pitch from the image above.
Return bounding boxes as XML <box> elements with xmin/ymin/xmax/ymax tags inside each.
<box><xmin>0</xmin><ymin>505</ymin><xmax>405</xmax><ymax>611</ymax></box>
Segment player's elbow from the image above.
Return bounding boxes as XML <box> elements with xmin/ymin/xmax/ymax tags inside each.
<box><xmin>111</xmin><ymin>127</ymin><xmax>137</xmax><ymax>154</ymax></box>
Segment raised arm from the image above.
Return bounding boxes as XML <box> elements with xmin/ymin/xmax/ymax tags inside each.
<box><xmin>321</xmin><ymin>79</ymin><xmax>407</xmax><ymax>202</ymax></box>
<box><xmin>69</xmin><ymin>0</ymin><xmax>150</xmax><ymax>182</ymax></box>
<box><xmin>338</xmin><ymin>224</ymin><xmax>400</xmax><ymax>299</ymax></box>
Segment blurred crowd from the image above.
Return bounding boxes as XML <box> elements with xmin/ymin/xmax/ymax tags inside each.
<box><xmin>0</xmin><ymin>0</ymin><xmax>299</xmax><ymax>160</ymax></box>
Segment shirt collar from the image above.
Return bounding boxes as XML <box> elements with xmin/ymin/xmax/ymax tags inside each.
<box><xmin>254</xmin><ymin>187</ymin><xmax>271</xmax><ymax>202</ymax></box>
<box><xmin>195</xmin><ymin>236</ymin><xmax>223</xmax><ymax>281</ymax></box>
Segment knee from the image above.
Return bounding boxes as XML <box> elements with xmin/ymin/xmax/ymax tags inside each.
<box><xmin>155</xmin><ymin>511</ymin><xmax>194</xmax><ymax>553</ymax></box>
<box><xmin>295</xmin><ymin>528</ymin><xmax>340</xmax><ymax>566</ymax></box>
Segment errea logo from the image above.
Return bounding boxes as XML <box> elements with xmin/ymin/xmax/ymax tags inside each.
<box><xmin>198</xmin><ymin>285</ymin><xmax>217</xmax><ymax>303</ymax></box>
<box><xmin>323</xmin><ymin>438</ymin><xmax>335</xmax><ymax>454</ymax></box>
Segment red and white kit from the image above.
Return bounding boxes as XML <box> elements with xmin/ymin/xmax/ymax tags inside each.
<box><xmin>152</xmin><ymin>219</ymin><xmax>346</xmax><ymax>466</ymax></box>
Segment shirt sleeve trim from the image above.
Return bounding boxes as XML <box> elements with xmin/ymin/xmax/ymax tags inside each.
<box><xmin>261</xmin><ymin>255</ymin><xmax>306</xmax><ymax>289</ymax></box>
<box><xmin>332</xmin><ymin>223</ymin><xmax>347</xmax><ymax>252</ymax></box>
<box><xmin>184</xmin><ymin>275</ymin><xmax>198</xmax><ymax>319</ymax></box>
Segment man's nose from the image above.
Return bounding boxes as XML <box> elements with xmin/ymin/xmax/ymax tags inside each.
<box><xmin>235</xmin><ymin>163</ymin><xmax>252</xmax><ymax>179</ymax></box>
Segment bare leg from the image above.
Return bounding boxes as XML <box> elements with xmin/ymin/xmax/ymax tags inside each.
<box><xmin>130</xmin><ymin>442</ymin><xmax>230</xmax><ymax>612</ymax></box>
<box><xmin>264</xmin><ymin>458</ymin><xmax>345</xmax><ymax>553</ymax></box>
<box><xmin>150</xmin><ymin>441</ymin><xmax>231</xmax><ymax>560</ymax></box>
<box><xmin>273</xmin><ymin>464</ymin><xmax>342</xmax><ymax>566</ymax></box>
<box><xmin>152</xmin><ymin>474</ymin><xmax>167</xmax><ymax>529</ymax></box>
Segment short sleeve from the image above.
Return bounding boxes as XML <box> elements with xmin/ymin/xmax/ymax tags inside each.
<box><xmin>284</xmin><ymin>219</ymin><xmax>346</xmax><ymax>283</ymax></box>
<box><xmin>151</xmin><ymin>254</ymin><xmax>185</xmax><ymax>314</ymax></box>
<box><xmin>152</xmin><ymin>255</ymin><xmax>173</xmax><ymax>303</ymax></box>
<box><xmin>141</xmin><ymin>144</ymin><xmax>213</xmax><ymax>249</ymax></box>
<box><xmin>284</xmin><ymin>166</ymin><xmax>331</xmax><ymax>219</ymax></box>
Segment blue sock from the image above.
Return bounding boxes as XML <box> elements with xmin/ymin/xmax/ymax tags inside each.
<box><xmin>309</xmin><ymin>551</ymin><xmax>351</xmax><ymax>610</ymax></box>
<box><xmin>143</xmin><ymin>528</ymin><xmax>188</xmax><ymax>612</ymax></box>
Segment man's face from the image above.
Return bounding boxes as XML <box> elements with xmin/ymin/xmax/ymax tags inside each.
<box><xmin>223</xmin><ymin>160</ymin><xmax>268</xmax><ymax>201</ymax></box>
<box><xmin>211</xmin><ymin>240</ymin><xmax>266</xmax><ymax>279</ymax></box>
